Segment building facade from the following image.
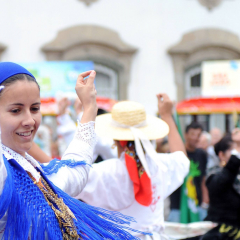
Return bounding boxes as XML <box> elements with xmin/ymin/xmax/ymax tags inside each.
<box><xmin>0</xmin><ymin>0</ymin><xmax>240</xmax><ymax>126</ymax></box>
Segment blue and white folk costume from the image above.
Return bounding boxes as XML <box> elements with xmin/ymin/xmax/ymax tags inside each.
<box><xmin>0</xmin><ymin>62</ymin><xmax>147</xmax><ymax>240</ymax></box>
<box><xmin>0</xmin><ymin>121</ymin><xmax>144</xmax><ymax>239</ymax></box>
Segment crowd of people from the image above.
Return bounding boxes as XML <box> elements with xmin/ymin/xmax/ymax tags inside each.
<box><xmin>161</xmin><ymin>122</ymin><xmax>240</xmax><ymax>240</ymax></box>
<box><xmin>1</xmin><ymin>62</ymin><xmax>240</xmax><ymax>240</ymax></box>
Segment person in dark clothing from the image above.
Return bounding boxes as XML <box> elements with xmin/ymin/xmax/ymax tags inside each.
<box><xmin>168</xmin><ymin>122</ymin><xmax>208</xmax><ymax>228</ymax></box>
<box><xmin>201</xmin><ymin>135</ymin><xmax>240</xmax><ymax>240</ymax></box>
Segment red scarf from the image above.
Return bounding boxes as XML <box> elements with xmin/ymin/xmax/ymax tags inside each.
<box><xmin>120</xmin><ymin>141</ymin><xmax>152</xmax><ymax>206</ymax></box>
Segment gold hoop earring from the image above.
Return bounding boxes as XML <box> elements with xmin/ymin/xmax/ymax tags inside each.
<box><xmin>221</xmin><ymin>161</ymin><xmax>226</xmax><ymax>167</ymax></box>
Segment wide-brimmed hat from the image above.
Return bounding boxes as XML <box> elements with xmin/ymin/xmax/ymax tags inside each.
<box><xmin>95</xmin><ymin>101</ymin><xmax>169</xmax><ymax>140</ymax></box>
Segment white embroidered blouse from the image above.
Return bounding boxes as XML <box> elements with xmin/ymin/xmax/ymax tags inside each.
<box><xmin>0</xmin><ymin>121</ymin><xmax>96</xmax><ymax>198</ymax></box>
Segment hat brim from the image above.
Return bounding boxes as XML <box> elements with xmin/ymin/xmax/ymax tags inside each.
<box><xmin>95</xmin><ymin>114</ymin><xmax>169</xmax><ymax>140</ymax></box>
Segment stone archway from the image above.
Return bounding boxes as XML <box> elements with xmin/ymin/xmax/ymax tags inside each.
<box><xmin>168</xmin><ymin>28</ymin><xmax>240</xmax><ymax>101</ymax></box>
<box><xmin>42</xmin><ymin>25</ymin><xmax>137</xmax><ymax>100</ymax></box>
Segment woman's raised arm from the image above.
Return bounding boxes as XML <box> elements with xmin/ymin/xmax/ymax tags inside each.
<box><xmin>43</xmin><ymin>71</ymin><xmax>98</xmax><ymax>197</ymax></box>
<box><xmin>75</xmin><ymin>70</ymin><xmax>98</xmax><ymax>124</ymax></box>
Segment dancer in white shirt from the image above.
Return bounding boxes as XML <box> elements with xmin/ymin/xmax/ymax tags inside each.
<box><xmin>78</xmin><ymin>94</ymin><xmax>190</xmax><ymax>239</ymax></box>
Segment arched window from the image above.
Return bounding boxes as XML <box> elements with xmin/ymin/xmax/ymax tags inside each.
<box><xmin>185</xmin><ymin>65</ymin><xmax>201</xmax><ymax>99</ymax></box>
<box><xmin>42</xmin><ymin>25</ymin><xmax>137</xmax><ymax>100</ymax></box>
<box><xmin>94</xmin><ymin>64</ymin><xmax>118</xmax><ymax>99</ymax></box>
<box><xmin>169</xmin><ymin>28</ymin><xmax>240</xmax><ymax>101</ymax></box>
<box><xmin>169</xmin><ymin>28</ymin><xmax>240</xmax><ymax>132</ymax></box>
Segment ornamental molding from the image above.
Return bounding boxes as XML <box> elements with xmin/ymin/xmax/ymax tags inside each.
<box><xmin>78</xmin><ymin>0</ymin><xmax>99</xmax><ymax>6</ymax></box>
<box><xmin>168</xmin><ymin>28</ymin><xmax>240</xmax><ymax>100</ymax></box>
<box><xmin>41</xmin><ymin>25</ymin><xmax>138</xmax><ymax>100</ymax></box>
<box><xmin>197</xmin><ymin>0</ymin><xmax>233</xmax><ymax>10</ymax></box>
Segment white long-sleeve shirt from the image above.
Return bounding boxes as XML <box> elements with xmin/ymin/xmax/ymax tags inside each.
<box><xmin>57</xmin><ymin>113</ymin><xmax>117</xmax><ymax>161</ymax></box>
<box><xmin>79</xmin><ymin>151</ymin><xmax>190</xmax><ymax>239</ymax></box>
<box><xmin>0</xmin><ymin>121</ymin><xmax>96</xmax><ymax>236</ymax></box>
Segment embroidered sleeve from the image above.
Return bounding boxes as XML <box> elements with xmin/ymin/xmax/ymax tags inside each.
<box><xmin>61</xmin><ymin>121</ymin><xmax>96</xmax><ymax>165</ymax></box>
<box><xmin>47</xmin><ymin>121</ymin><xmax>97</xmax><ymax>197</ymax></box>
<box><xmin>74</xmin><ymin>120</ymin><xmax>96</xmax><ymax>147</ymax></box>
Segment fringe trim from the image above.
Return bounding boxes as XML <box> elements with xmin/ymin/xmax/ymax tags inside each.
<box><xmin>41</xmin><ymin>159</ymin><xmax>87</xmax><ymax>175</ymax></box>
<box><xmin>0</xmin><ymin>157</ymin><xmax>151</xmax><ymax>239</ymax></box>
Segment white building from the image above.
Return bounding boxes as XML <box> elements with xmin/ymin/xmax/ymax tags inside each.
<box><xmin>0</xmin><ymin>0</ymin><xmax>240</xmax><ymax>130</ymax></box>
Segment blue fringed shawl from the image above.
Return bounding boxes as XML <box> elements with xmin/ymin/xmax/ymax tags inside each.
<box><xmin>0</xmin><ymin>156</ymin><xmax>148</xmax><ymax>240</ymax></box>
<box><xmin>40</xmin><ymin>158</ymin><xmax>89</xmax><ymax>175</ymax></box>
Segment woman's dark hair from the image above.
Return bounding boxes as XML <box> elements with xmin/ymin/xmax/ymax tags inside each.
<box><xmin>0</xmin><ymin>74</ymin><xmax>40</xmax><ymax>97</ymax></box>
<box><xmin>214</xmin><ymin>134</ymin><xmax>233</xmax><ymax>156</ymax></box>
<box><xmin>126</xmin><ymin>141</ymin><xmax>140</xmax><ymax>159</ymax></box>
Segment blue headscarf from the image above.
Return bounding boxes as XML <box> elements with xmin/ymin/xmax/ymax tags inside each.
<box><xmin>0</xmin><ymin>62</ymin><xmax>35</xmax><ymax>85</ymax></box>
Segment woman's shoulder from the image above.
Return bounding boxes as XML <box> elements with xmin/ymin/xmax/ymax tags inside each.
<box><xmin>206</xmin><ymin>166</ymin><xmax>221</xmax><ymax>182</ymax></box>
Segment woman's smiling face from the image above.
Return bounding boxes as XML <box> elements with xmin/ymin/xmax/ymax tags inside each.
<box><xmin>0</xmin><ymin>79</ymin><xmax>41</xmax><ymax>157</ymax></box>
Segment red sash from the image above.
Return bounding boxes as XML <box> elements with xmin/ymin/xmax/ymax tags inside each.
<box><xmin>120</xmin><ymin>141</ymin><xmax>152</xmax><ymax>206</ymax></box>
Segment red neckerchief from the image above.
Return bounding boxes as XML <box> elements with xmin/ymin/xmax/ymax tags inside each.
<box><xmin>120</xmin><ymin>141</ymin><xmax>152</xmax><ymax>206</ymax></box>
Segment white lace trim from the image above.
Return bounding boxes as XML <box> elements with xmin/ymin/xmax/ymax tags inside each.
<box><xmin>2</xmin><ymin>145</ymin><xmax>41</xmax><ymax>182</ymax></box>
<box><xmin>75</xmin><ymin>121</ymin><xmax>96</xmax><ymax>147</ymax></box>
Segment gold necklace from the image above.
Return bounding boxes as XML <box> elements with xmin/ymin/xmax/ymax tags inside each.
<box><xmin>28</xmin><ymin>172</ymin><xmax>80</xmax><ymax>240</ymax></box>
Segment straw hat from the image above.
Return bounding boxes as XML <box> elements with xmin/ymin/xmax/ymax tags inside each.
<box><xmin>95</xmin><ymin>101</ymin><xmax>169</xmax><ymax>140</ymax></box>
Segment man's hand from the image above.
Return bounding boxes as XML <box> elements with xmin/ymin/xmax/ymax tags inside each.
<box><xmin>157</xmin><ymin>93</ymin><xmax>173</xmax><ymax>118</ymax></box>
<box><xmin>58</xmin><ymin>97</ymin><xmax>70</xmax><ymax>116</ymax></box>
<box><xmin>156</xmin><ymin>93</ymin><xmax>186</xmax><ymax>155</ymax></box>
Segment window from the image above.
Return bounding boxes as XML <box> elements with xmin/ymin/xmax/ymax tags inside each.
<box><xmin>94</xmin><ymin>64</ymin><xmax>118</xmax><ymax>99</ymax></box>
<box><xmin>42</xmin><ymin>25</ymin><xmax>137</xmax><ymax>100</ymax></box>
<box><xmin>191</xmin><ymin>73</ymin><xmax>201</xmax><ymax>87</ymax></box>
<box><xmin>185</xmin><ymin>65</ymin><xmax>202</xmax><ymax>99</ymax></box>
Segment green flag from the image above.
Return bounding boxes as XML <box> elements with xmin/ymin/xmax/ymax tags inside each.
<box><xmin>180</xmin><ymin>160</ymin><xmax>201</xmax><ymax>223</ymax></box>
<box><xmin>173</xmin><ymin>111</ymin><xmax>184</xmax><ymax>141</ymax></box>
